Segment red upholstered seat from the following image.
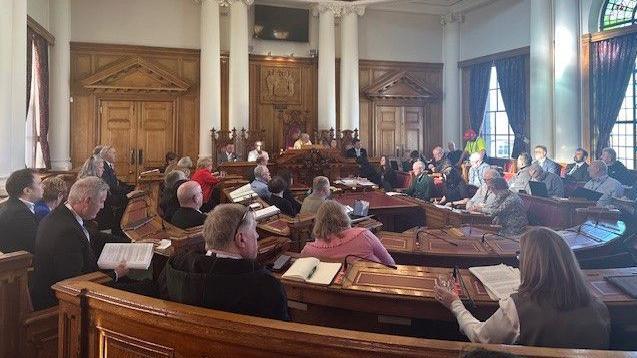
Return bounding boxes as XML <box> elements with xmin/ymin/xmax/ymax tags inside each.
<box><xmin>395</xmin><ymin>171</ymin><xmax>413</xmax><ymax>189</ymax></box>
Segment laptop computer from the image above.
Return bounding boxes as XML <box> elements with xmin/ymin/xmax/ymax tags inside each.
<box><xmin>528</xmin><ymin>181</ymin><xmax>549</xmax><ymax>198</ymax></box>
<box><xmin>571</xmin><ymin>187</ymin><xmax>604</xmax><ymax>202</ymax></box>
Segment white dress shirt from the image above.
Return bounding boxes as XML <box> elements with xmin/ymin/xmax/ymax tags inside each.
<box><xmin>19</xmin><ymin>198</ymin><xmax>35</xmax><ymax>214</ymax></box>
<box><xmin>450</xmin><ymin>296</ymin><xmax>520</xmax><ymax>344</ymax></box>
<box><xmin>247</xmin><ymin>149</ymin><xmax>268</xmax><ymax>162</ymax></box>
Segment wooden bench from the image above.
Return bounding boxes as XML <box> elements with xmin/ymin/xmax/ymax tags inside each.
<box><xmin>53</xmin><ymin>274</ymin><xmax>637</xmax><ymax>358</ymax></box>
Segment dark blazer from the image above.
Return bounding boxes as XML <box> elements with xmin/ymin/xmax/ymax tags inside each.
<box><xmin>268</xmin><ymin>194</ymin><xmax>299</xmax><ymax>217</ymax></box>
<box><xmin>170</xmin><ymin>207</ymin><xmax>207</xmax><ymax>229</ymax></box>
<box><xmin>0</xmin><ymin>197</ymin><xmax>39</xmax><ymax>253</ymax></box>
<box><xmin>345</xmin><ymin>147</ymin><xmax>368</xmax><ymax>164</ymax></box>
<box><xmin>218</xmin><ymin>151</ymin><xmax>236</xmax><ymax>164</ymax></box>
<box><xmin>380</xmin><ymin>165</ymin><xmax>398</xmax><ymax>191</ymax></box>
<box><xmin>534</xmin><ymin>158</ymin><xmax>561</xmax><ymax>176</ymax></box>
<box><xmin>102</xmin><ymin>163</ymin><xmax>133</xmax><ymax>199</ymax></box>
<box><xmin>564</xmin><ymin>162</ymin><xmax>590</xmax><ymax>182</ymax></box>
<box><xmin>608</xmin><ymin>161</ymin><xmax>635</xmax><ymax>186</ymax></box>
<box><xmin>31</xmin><ymin>205</ymin><xmax>104</xmax><ymax>309</ymax></box>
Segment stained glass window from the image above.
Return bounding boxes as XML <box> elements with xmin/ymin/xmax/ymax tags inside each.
<box><xmin>600</xmin><ymin>0</ymin><xmax>637</xmax><ymax>30</ymax></box>
<box><xmin>480</xmin><ymin>66</ymin><xmax>515</xmax><ymax>159</ymax></box>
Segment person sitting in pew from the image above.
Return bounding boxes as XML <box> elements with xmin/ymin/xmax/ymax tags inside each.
<box><xmin>427</xmin><ymin>146</ymin><xmax>452</xmax><ymax>173</ymax></box>
<box><xmin>484</xmin><ymin>177</ymin><xmax>528</xmax><ymax>235</ymax></box>
<box><xmin>162</xmin><ymin>151</ymin><xmax>178</xmax><ymax>173</ymax></box>
<box><xmin>300</xmin><ymin>176</ymin><xmax>331</xmax><ymax>215</ymax></box>
<box><xmin>247</xmin><ymin>140</ymin><xmax>268</xmax><ymax>162</ymax></box>
<box><xmin>403</xmin><ymin>161</ymin><xmax>434</xmax><ymax>201</ymax></box>
<box><xmin>532</xmin><ymin>145</ymin><xmax>561</xmax><ymax>175</ymax></box>
<box><xmin>160</xmin><ymin>204</ymin><xmax>289</xmax><ymax>321</ymax></box>
<box><xmin>277</xmin><ymin>170</ymin><xmax>302</xmax><ymax>214</ymax></box>
<box><xmin>160</xmin><ymin>170</ymin><xmax>187</xmax><ymax>220</ymax></box>
<box><xmin>251</xmin><ymin>165</ymin><xmax>272</xmax><ymax>200</ymax></box>
<box><xmin>435</xmin><ymin>227</ymin><xmax>610</xmax><ymax>349</ymax></box>
<box><xmin>170</xmin><ymin>181</ymin><xmax>207</xmax><ymax>229</ymax></box>
<box><xmin>508</xmin><ymin>152</ymin><xmax>532</xmax><ymax>193</ymax></box>
<box><xmin>218</xmin><ymin>143</ymin><xmax>237</xmax><ymax>164</ymax></box>
<box><xmin>379</xmin><ymin>155</ymin><xmax>398</xmax><ymax>192</ymax></box>
<box><xmin>31</xmin><ymin>177</ymin><xmax>130</xmax><ymax>309</ymax></box>
<box><xmin>176</xmin><ymin>156</ymin><xmax>193</xmax><ymax>178</ymax></box>
<box><xmin>528</xmin><ymin>163</ymin><xmax>564</xmax><ymax>197</ymax></box>
<box><xmin>564</xmin><ymin>148</ymin><xmax>590</xmax><ymax>182</ymax></box>
<box><xmin>267</xmin><ymin>176</ymin><xmax>299</xmax><ymax>217</ymax></box>
<box><xmin>34</xmin><ymin>176</ymin><xmax>68</xmax><ymax>221</ymax></box>
<box><xmin>448</xmin><ymin>168</ymin><xmax>500</xmax><ymax>211</ymax></box>
<box><xmin>191</xmin><ymin>157</ymin><xmax>221</xmax><ymax>213</ymax></box>
<box><xmin>468</xmin><ymin>152</ymin><xmax>490</xmax><ymax>187</ymax></box>
<box><xmin>584</xmin><ymin>160</ymin><xmax>624</xmax><ymax>207</ymax></box>
<box><xmin>600</xmin><ymin>147</ymin><xmax>635</xmax><ymax>186</ymax></box>
<box><xmin>300</xmin><ymin>201</ymin><xmax>395</xmax><ymax>266</ymax></box>
<box><xmin>0</xmin><ymin>169</ymin><xmax>43</xmax><ymax>253</ymax></box>
<box><xmin>436</xmin><ymin>166</ymin><xmax>468</xmax><ymax>205</ymax></box>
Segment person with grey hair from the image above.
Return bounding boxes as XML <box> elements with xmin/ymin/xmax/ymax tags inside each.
<box><xmin>404</xmin><ymin>161</ymin><xmax>433</xmax><ymax>200</ymax></box>
<box><xmin>483</xmin><ymin>177</ymin><xmax>528</xmax><ymax>235</ymax></box>
<box><xmin>31</xmin><ymin>177</ymin><xmax>129</xmax><ymax>309</ymax></box>
<box><xmin>584</xmin><ymin>160</ymin><xmax>625</xmax><ymax>207</ymax></box>
<box><xmin>508</xmin><ymin>152</ymin><xmax>532</xmax><ymax>193</ymax></box>
<box><xmin>161</xmin><ymin>204</ymin><xmax>289</xmax><ymax>321</ymax></box>
<box><xmin>77</xmin><ymin>155</ymin><xmax>105</xmax><ymax>179</ymax></box>
<box><xmin>450</xmin><ymin>168</ymin><xmax>500</xmax><ymax>211</ymax></box>
<box><xmin>170</xmin><ymin>181</ymin><xmax>207</xmax><ymax>229</ymax></box>
<box><xmin>528</xmin><ymin>163</ymin><xmax>564</xmax><ymax>197</ymax></box>
<box><xmin>600</xmin><ymin>147</ymin><xmax>634</xmax><ymax>185</ymax></box>
<box><xmin>164</xmin><ymin>170</ymin><xmax>187</xmax><ymax>189</ymax></box>
<box><xmin>176</xmin><ymin>156</ymin><xmax>193</xmax><ymax>177</ymax></box>
<box><xmin>99</xmin><ymin>145</ymin><xmax>131</xmax><ymax>196</ymax></box>
<box><xmin>468</xmin><ymin>152</ymin><xmax>490</xmax><ymax>187</ymax></box>
<box><xmin>250</xmin><ymin>165</ymin><xmax>272</xmax><ymax>199</ymax></box>
<box><xmin>300</xmin><ymin>176</ymin><xmax>331</xmax><ymax>215</ymax></box>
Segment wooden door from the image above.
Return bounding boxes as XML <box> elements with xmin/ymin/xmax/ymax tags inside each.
<box><xmin>100</xmin><ymin>100</ymin><xmax>175</xmax><ymax>183</ymax></box>
<box><xmin>374</xmin><ymin>105</ymin><xmax>424</xmax><ymax>157</ymax></box>
<box><xmin>100</xmin><ymin>100</ymin><xmax>137</xmax><ymax>183</ymax></box>
<box><xmin>138</xmin><ymin>101</ymin><xmax>174</xmax><ymax>174</ymax></box>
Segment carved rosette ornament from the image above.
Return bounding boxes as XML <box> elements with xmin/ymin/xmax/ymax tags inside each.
<box><xmin>312</xmin><ymin>3</ymin><xmax>365</xmax><ymax>18</ymax></box>
<box><xmin>194</xmin><ymin>0</ymin><xmax>252</xmax><ymax>6</ymax></box>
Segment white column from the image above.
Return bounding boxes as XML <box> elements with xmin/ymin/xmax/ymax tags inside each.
<box><xmin>0</xmin><ymin>0</ymin><xmax>27</xmax><ymax>194</ymax></box>
<box><xmin>441</xmin><ymin>13</ymin><xmax>463</xmax><ymax>146</ymax></box>
<box><xmin>315</xmin><ymin>5</ymin><xmax>337</xmax><ymax>131</ymax></box>
<box><xmin>339</xmin><ymin>5</ymin><xmax>364</xmax><ymax>132</ymax></box>
<box><xmin>228</xmin><ymin>0</ymin><xmax>252</xmax><ymax>131</ymax></box>
<box><xmin>530</xmin><ymin>0</ymin><xmax>554</xmax><ymax>154</ymax></box>
<box><xmin>49</xmin><ymin>0</ymin><xmax>72</xmax><ymax>170</ymax></box>
<box><xmin>553</xmin><ymin>0</ymin><xmax>581</xmax><ymax>162</ymax></box>
<box><xmin>199</xmin><ymin>0</ymin><xmax>222</xmax><ymax>158</ymax></box>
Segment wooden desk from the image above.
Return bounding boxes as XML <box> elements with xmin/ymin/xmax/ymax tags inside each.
<box><xmin>333</xmin><ymin>191</ymin><xmax>424</xmax><ymax>232</ymax></box>
<box><xmin>418</xmin><ymin>200</ymin><xmax>492</xmax><ymax>229</ymax></box>
<box><xmin>379</xmin><ymin>220</ymin><xmax>635</xmax><ymax>269</ymax></box>
<box><xmin>281</xmin><ymin>262</ymin><xmax>637</xmax><ymax>343</ymax></box>
<box><xmin>520</xmin><ymin>193</ymin><xmax>595</xmax><ymax>229</ymax></box>
<box><xmin>53</xmin><ymin>275</ymin><xmax>636</xmax><ymax>358</ymax></box>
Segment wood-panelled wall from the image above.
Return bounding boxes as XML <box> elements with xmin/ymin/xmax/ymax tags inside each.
<box><xmin>70</xmin><ymin>43</ymin><xmax>442</xmax><ymax>166</ymax></box>
<box><xmin>70</xmin><ymin>42</ymin><xmax>200</xmax><ymax>168</ymax></box>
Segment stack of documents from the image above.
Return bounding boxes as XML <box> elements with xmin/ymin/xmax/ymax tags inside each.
<box><xmin>469</xmin><ymin>264</ymin><xmax>520</xmax><ymax>300</ymax></box>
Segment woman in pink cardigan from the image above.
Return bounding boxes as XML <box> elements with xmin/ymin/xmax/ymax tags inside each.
<box><xmin>300</xmin><ymin>201</ymin><xmax>395</xmax><ymax>266</ymax></box>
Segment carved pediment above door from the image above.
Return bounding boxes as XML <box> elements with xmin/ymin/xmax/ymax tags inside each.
<box><xmin>362</xmin><ymin>71</ymin><xmax>441</xmax><ymax>102</ymax></box>
<box><xmin>80</xmin><ymin>56</ymin><xmax>191</xmax><ymax>94</ymax></box>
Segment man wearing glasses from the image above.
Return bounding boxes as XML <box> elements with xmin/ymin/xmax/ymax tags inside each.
<box><xmin>160</xmin><ymin>204</ymin><xmax>289</xmax><ymax>321</ymax></box>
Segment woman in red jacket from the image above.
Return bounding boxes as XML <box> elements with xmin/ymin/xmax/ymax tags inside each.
<box><xmin>191</xmin><ymin>157</ymin><xmax>220</xmax><ymax>212</ymax></box>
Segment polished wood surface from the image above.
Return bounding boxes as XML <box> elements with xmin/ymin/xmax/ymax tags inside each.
<box><xmin>276</xmin><ymin>148</ymin><xmax>369</xmax><ymax>186</ymax></box>
<box><xmin>52</xmin><ymin>274</ymin><xmax>636</xmax><ymax>357</ymax></box>
<box><xmin>520</xmin><ymin>193</ymin><xmax>595</xmax><ymax>229</ymax></box>
<box><xmin>70</xmin><ymin>42</ymin><xmax>200</xmax><ymax>176</ymax></box>
<box><xmin>403</xmin><ymin>197</ymin><xmax>493</xmax><ymax>229</ymax></box>
<box><xmin>333</xmin><ymin>191</ymin><xmax>424</xmax><ymax>232</ymax></box>
<box><xmin>0</xmin><ymin>251</ymin><xmax>32</xmax><ymax>357</ymax></box>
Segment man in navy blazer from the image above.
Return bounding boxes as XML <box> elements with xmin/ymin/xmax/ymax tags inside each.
<box><xmin>533</xmin><ymin>145</ymin><xmax>561</xmax><ymax>175</ymax></box>
<box><xmin>0</xmin><ymin>169</ymin><xmax>43</xmax><ymax>253</ymax></box>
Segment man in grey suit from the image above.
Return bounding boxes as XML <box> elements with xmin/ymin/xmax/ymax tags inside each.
<box><xmin>533</xmin><ymin>145</ymin><xmax>561</xmax><ymax>175</ymax></box>
<box><xmin>218</xmin><ymin>143</ymin><xmax>237</xmax><ymax>164</ymax></box>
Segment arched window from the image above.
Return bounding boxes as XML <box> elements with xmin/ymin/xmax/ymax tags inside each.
<box><xmin>599</xmin><ymin>1</ymin><xmax>637</xmax><ymax>169</ymax></box>
<box><xmin>600</xmin><ymin>0</ymin><xmax>637</xmax><ymax>30</ymax></box>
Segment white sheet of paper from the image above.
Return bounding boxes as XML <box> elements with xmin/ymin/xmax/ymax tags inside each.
<box><xmin>97</xmin><ymin>243</ymin><xmax>154</xmax><ymax>270</ymax></box>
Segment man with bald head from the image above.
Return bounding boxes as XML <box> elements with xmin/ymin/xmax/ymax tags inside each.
<box><xmin>448</xmin><ymin>168</ymin><xmax>500</xmax><ymax>212</ymax></box>
<box><xmin>528</xmin><ymin>163</ymin><xmax>564</xmax><ymax>197</ymax></box>
<box><xmin>170</xmin><ymin>181</ymin><xmax>207</xmax><ymax>229</ymax></box>
<box><xmin>404</xmin><ymin>161</ymin><xmax>433</xmax><ymax>200</ymax></box>
<box><xmin>428</xmin><ymin>146</ymin><xmax>451</xmax><ymax>173</ymax></box>
<box><xmin>584</xmin><ymin>160</ymin><xmax>624</xmax><ymax>207</ymax></box>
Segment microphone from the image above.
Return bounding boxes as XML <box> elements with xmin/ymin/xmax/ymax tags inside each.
<box><xmin>417</xmin><ymin>228</ymin><xmax>458</xmax><ymax>247</ymax></box>
<box><xmin>343</xmin><ymin>254</ymin><xmax>398</xmax><ymax>271</ymax></box>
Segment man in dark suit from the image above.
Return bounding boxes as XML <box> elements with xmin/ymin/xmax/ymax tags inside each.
<box><xmin>345</xmin><ymin>139</ymin><xmax>368</xmax><ymax>163</ymax></box>
<box><xmin>99</xmin><ymin>145</ymin><xmax>133</xmax><ymax>197</ymax></box>
<box><xmin>564</xmin><ymin>148</ymin><xmax>591</xmax><ymax>182</ymax></box>
<box><xmin>171</xmin><ymin>181</ymin><xmax>208</xmax><ymax>229</ymax></box>
<box><xmin>267</xmin><ymin>176</ymin><xmax>299</xmax><ymax>217</ymax></box>
<box><xmin>601</xmin><ymin>147</ymin><xmax>635</xmax><ymax>186</ymax></box>
<box><xmin>31</xmin><ymin>177</ymin><xmax>129</xmax><ymax>309</ymax></box>
<box><xmin>218</xmin><ymin>143</ymin><xmax>237</xmax><ymax>164</ymax></box>
<box><xmin>533</xmin><ymin>145</ymin><xmax>561</xmax><ymax>175</ymax></box>
<box><xmin>0</xmin><ymin>169</ymin><xmax>43</xmax><ymax>253</ymax></box>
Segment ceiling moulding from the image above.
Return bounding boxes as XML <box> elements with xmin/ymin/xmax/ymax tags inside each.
<box><xmin>265</xmin><ymin>0</ymin><xmax>497</xmax><ymax>15</ymax></box>
<box><xmin>80</xmin><ymin>57</ymin><xmax>191</xmax><ymax>94</ymax></box>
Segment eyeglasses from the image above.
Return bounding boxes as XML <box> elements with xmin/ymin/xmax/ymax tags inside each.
<box><xmin>233</xmin><ymin>206</ymin><xmax>253</xmax><ymax>238</ymax></box>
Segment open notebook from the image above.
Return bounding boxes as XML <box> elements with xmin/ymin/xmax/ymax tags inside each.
<box><xmin>282</xmin><ymin>257</ymin><xmax>342</xmax><ymax>286</ymax></box>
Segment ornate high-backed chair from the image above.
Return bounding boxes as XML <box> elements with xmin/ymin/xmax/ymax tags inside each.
<box><xmin>281</xmin><ymin>109</ymin><xmax>310</xmax><ymax>149</ymax></box>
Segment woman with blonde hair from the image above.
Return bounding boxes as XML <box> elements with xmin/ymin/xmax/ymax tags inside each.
<box><xmin>77</xmin><ymin>155</ymin><xmax>105</xmax><ymax>179</ymax></box>
<box><xmin>300</xmin><ymin>201</ymin><xmax>395</xmax><ymax>265</ymax></box>
<box><xmin>191</xmin><ymin>156</ymin><xmax>220</xmax><ymax>212</ymax></box>
<box><xmin>435</xmin><ymin>227</ymin><xmax>610</xmax><ymax>349</ymax></box>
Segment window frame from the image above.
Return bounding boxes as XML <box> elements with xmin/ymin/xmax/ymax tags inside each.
<box><xmin>479</xmin><ymin>66</ymin><xmax>516</xmax><ymax>159</ymax></box>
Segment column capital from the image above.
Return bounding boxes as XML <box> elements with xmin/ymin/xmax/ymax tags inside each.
<box><xmin>312</xmin><ymin>3</ymin><xmax>364</xmax><ymax>17</ymax></box>
<box><xmin>194</xmin><ymin>0</ymin><xmax>252</xmax><ymax>7</ymax></box>
<box><xmin>341</xmin><ymin>4</ymin><xmax>365</xmax><ymax>17</ymax></box>
<box><xmin>440</xmin><ymin>12</ymin><xmax>464</xmax><ymax>26</ymax></box>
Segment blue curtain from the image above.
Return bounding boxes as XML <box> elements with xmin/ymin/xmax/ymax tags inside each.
<box><xmin>496</xmin><ymin>55</ymin><xmax>529</xmax><ymax>158</ymax></box>
<box><xmin>469</xmin><ymin>62</ymin><xmax>492</xmax><ymax>132</ymax></box>
<box><xmin>591</xmin><ymin>33</ymin><xmax>637</xmax><ymax>157</ymax></box>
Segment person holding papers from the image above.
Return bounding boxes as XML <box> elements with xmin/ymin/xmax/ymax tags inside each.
<box><xmin>160</xmin><ymin>204</ymin><xmax>289</xmax><ymax>321</ymax></box>
<box><xmin>31</xmin><ymin>177</ymin><xmax>130</xmax><ymax>309</ymax></box>
<box><xmin>434</xmin><ymin>227</ymin><xmax>610</xmax><ymax>349</ymax></box>
<box><xmin>300</xmin><ymin>201</ymin><xmax>395</xmax><ymax>266</ymax></box>
<box><xmin>170</xmin><ymin>181</ymin><xmax>208</xmax><ymax>229</ymax></box>
<box><xmin>267</xmin><ymin>176</ymin><xmax>299</xmax><ymax>217</ymax></box>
